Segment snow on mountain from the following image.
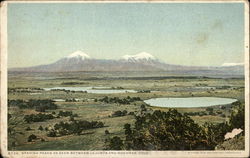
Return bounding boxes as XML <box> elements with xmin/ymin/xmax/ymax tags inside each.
<box><xmin>222</xmin><ymin>63</ymin><xmax>244</xmax><ymax>67</ymax></box>
<box><xmin>66</xmin><ymin>50</ymin><xmax>91</xmax><ymax>60</ymax></box>
<box><xmin>9</xmin><ymin>50</ymin><xmax>244</xmax><ymax>77</ymax></box>
<box><xmin>121</xmin><ymin>52</ymin><xmax>157</xmax><ymax>62</ymax></box>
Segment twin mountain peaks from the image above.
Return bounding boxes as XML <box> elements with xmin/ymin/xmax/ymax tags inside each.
<box><xmin>65</xmin><ymin>51</ymin><xmax>157</xmax><ymax>62</ymax></box>
<box><xmin>10</xmin><ymin>51</ymin><xmax>244</xmax><ymax>77</ymax></box>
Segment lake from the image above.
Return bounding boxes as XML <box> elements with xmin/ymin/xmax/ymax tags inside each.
<box><xmin>144</xmin><ymin>97</ymin><xmax>237</xmax><ymax>108</ymax></box>
<box><xmin>44</xmin><ymin>87</ymin><xmax>136</xmax><ymax>94</ymax></box>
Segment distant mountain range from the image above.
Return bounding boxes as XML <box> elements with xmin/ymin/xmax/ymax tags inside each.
<box><xmin>9</xmin><ymin>51</ymin><xmax>244</xmax><ymax>77</ymax></box>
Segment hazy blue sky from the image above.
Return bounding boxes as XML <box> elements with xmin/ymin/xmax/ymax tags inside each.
<box><xmin>8</xmin><ymin>2</ymin><xmax>245</xmax><ymax>68</ymax></box>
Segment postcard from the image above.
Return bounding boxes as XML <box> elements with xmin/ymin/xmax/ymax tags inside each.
<box><xmin>1</xmin><ymin>0</ymin><xmax>249</xmax><ymax>157</ymax></box>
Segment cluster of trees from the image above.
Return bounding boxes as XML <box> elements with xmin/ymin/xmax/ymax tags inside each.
<box><xmin>27</xmin><ymin>134</ymin><xmax>45</xmax><ymax>142</ymax></box>
<box><xmin>8</xmin><ymin>113</ymin><xmax>24</xmax><ymax>148</ymax></box>
<box><xmin>106</xmin><ymin>101</ymin><xmax>245</xmax><ymax>150</ymax></box>
<box><xmin>8</xmin><ymin>99</ymin><xmax>57</xmax><ymax>112</ymax></box>
<box><xmin>51</xmin><ymin>89</ymin><xmax>88</xmax><ymax>93</ymax></box>
<box><xmin>111</xmin><ymin>86</ymin><xmax>124</xmax><ymax>89</ymax></box>
<box><xmin>230</xmin><ymin>101</ymin><xmax>244</xmax><ymax>130</ymax></box>
<box><xmin>27</xmin><ymin>134</ymin><xmax>37</xmax><ymax>142</ymax></box>
<box><xmin>106</xmin><ymin>109</ymin><xmax>211</xmax><ymax>150</ymax></box>
<box><xmin>70</xmin><ymin>90</ymin><xmax>87</xmax><ymax>93</ymax></box>
<box><xmin>137</xmin><ymin>90</ymin><xmax>151</xmax><ymax>93</ymax></box>
<box><xmin>47</xmin><ymin>120</ymin><xmax>104</xmax><ymax>137</ymax></box>
<box><xmin>24</xmin><ymin>113</ymin><xmax>54</xmax><ymax>123</ymax></box>
<box><xmin>185</xmin><ymin>111</ymin><xmax>208</xmax><ymax>116</ymax></box>
<box><xmin>58</xmin><ymin>111</ymin><xmax>78</xmax><ymax>117</ymax></box>
<box><xmin>51</xmin><ymin>89</ymin><xmax>69</xmax><ymax>92</ymax></box>
<box><xmin>65</xmin><ymin>98</ymin><xmax>77</xmax><ymax>102</ymax></box>
<box><xmin>98</xmin><ymin>96</ymin><xmax>141</xmax><ymax>104</ymax></box>
<box><xmin>185</xmin><ymin>107</ymin><xmax>225</xmax><ymax>117</ymax></box>
<box><xmin>206</xmin><ymin>107</ymin><xmax>216</xmax><ymax>115</ymax></box>
<box><xmin>216</xmin><ymin>86</ymin><xmax>231</xmax><ymax>89</ymax></box>
<box><xmin>112</xmin><ymin>110</ymin><xmax>128</xmax><ymax>117</ymax></box>
<box><xmin>8</xmin><ymin>87</ymin><xmax>42</xmax><ymax>93</ymax></box>
<box><xmin>51</xmin><ymin>89</ymin><xmax>87</xmax><ymax>93</ymax></box>
<box><xmin>24</xmin><ymin>110</ymin><xmax>78</xmax><ymax>123</ymax></box>
<box><xmin>61</xmin><ymin>82</ymin><xmax>86</xmax><ymax>85</ymax></box>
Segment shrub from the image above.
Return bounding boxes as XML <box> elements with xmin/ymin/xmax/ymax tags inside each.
<box><xmin>105</xmin><ymin>130</ymin><xmax>110</xmax><ymax>135</ymax></box>
<box><xmin>8</xmin><ymin>99</ymin><xmax>57</xmax><ymax>112</ymax></box>
<box><xmin>128</xmin><ymin>112</ymin><xmax>135</xmax><ymax>115</ymax></box>
<box><xmin>38</xmin><ymin>126</ymin><xmax>43</xmax><ymax>131</ymax></box>
<box><xmin>220</xmin><ymin>114</ymin><xmax>226</xmax><ymax>118</ymax></box>
<box><xmin>216</xmin><ymin>111</ymin><xmax>222</xmax><ymax>114</ymax></box>
<box><xmin>99</xmin><ymin>96</ymin><xmax>141</xmax><ymax>104</ymax></box>
<box><xmin>107</xmin><ymin>136</ymin><xmax>124</xmax><ymax>150</ymax></box>
<box><xmin>25</xmin><ymin>127</ymin><xmax>32</xmax><ymax>131</ymax></box>
<box><xmin>47</xmin><ymin>130</ymin><xmax>57</xmax><ymax>137</ymax></box>
<box><xmin>27</xmin><ymin>134</ymin><xmax>37</xmax><ymax>142</ymax></box>
<box><xmin>206</xmin><ymin>107</ymin><xmax>213</xmax><ymax>112</ymax></box>
<box><xmin>58</xmin><ymin>111</ymin><xmax>73</xmax><ymax>117</ymax></box>
<box><xmin>47</xmin><ymin>120</ymin><xmax>104</xmax><ymax>137</ymax></box>
<box><xmin>24</xmin><ymin>113</ymin><xmax>54</xmax><ymax>123</ymax></box>
<box><xmin>69</xmin><ymin>116</ymin><xmax>75</xmax><ymax>121</ymax></box>
<box><xmin>112</xmin><ymin>110</ymin><xmax>127</xmax><ymax>117</ymax></box>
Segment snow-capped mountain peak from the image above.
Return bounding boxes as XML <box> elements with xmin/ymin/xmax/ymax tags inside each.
<box><xmin>222</xmin><ymin>62</ymin><xmax>244</xmax><ymax>67</ymax></box>
<box><xmin>121</xmin><ymin>52</ymin><xmax>156</xmax><ymax>62</ymax></box>
<box><xmin>66</xmin><ymin>51</ymin><xmax>91</xmax><ymax>60</ymax></box>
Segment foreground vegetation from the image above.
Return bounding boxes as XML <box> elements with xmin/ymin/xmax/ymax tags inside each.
<box><xmin>106</xmin><ymin>101</ymin><xmax>244</xmax><ymax>150</ymax></box>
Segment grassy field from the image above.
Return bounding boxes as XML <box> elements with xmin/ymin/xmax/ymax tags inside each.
<box><xmin>7</xmin><ymin>71</ymin><xmax>245</xmax><ymax>150</ymax></box>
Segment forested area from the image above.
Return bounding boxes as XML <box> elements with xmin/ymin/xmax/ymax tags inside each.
<box><xmin>106</xmin><ymin>101</ymin><xmax>245</xmax><ymax>150</ymax></box>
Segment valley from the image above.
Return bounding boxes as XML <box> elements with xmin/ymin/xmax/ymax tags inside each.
<box><xmin>7</xmin><ymin>71</ymin><xmax>245</xmax><ymax>150</ymax></box>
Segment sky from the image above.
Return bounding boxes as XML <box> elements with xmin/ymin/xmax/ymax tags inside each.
<box><xmin>8</xmin><ymin>2</ymin><xmax>245</xmax><ymax>68</ymax></box>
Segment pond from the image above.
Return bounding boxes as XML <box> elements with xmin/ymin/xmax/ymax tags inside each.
<box><xmin>44</xmin><ymin>87</ymin><xmax>136</xmax><ymax>94</ymax></box>
<box><xmin>144</xmin><ymin>97</ymin><xmax>237</xmax><ymax>108</ymax></box>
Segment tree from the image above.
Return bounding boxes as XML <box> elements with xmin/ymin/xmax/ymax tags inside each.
<box><xmin>69</xmin><ymin>116</ymin><xmax>75</xmax><ymax>121</ymax></box>
<box><xmin>122</xmin><ymin>110</ymin><xmax>128</xmax><ymax>115</ymax></box>
<box><xmin>27</xmin><ymin>134</ymin><xmax>37</xmax><ymax>142</ymax></box>
<box><xmin>124</xmin><ymin>123</ymin><xmax>133</xmax><ymax>149</ymax></box>
<box><xmin>124</xmin><ymin>123</ymin><xmax>132</xmax><ymax>136</ymax></box>
<box><xmin>230</xmin><ymin>102</ymin><xmax>244</xmax><ymax>130</ymax></box>
<box><xmin>128</xmin><ymin>112</ymin><xmax>135</xmax><ymax>115</ymax></box>
<box><xmin>35</xmin><ymin>106</ymin><xmax>46</xmax><ymax>112</ymax></box>
<box><xmin>140</xmin><ymin>104</ymin><xmax>147</xmax><ymax>115</ymax></box>
<box><xmin>8</xmin><ymin>113</ymin><xmax>12</xmax><ymax>120</ymax></box>
<box><xmin>108</xmin><ymin>136</ymin><xmax>124</xmax><ymax>150</ymax></box>
<box><xmin>38</xmin><ymin>125</ymin><xmax>43</xmax><ymax>131</ymax></box>
<box><xmin>8</xmin><ymin>114</ymin><xmax>24</xmax><ymax>149</ymax></box>
<box><xmin>47</xmin><ymin>130</ymin><xmax>56</xmax><ymax>137</ymax></box>
<box><xmin>202</xmin><ymin>122</ymin><xmax>231</xmax><ymax>149</ymax></box>
<box><xmin>25</xmin><ymin>127</ymin><xmax>32</xmax><ymax>131</ymax></box>
<box><xmin>105</xmin><ymin>130</ymin><xmax>110</xmax><ymax>135</ymax></box>
<box><xmin>206</xmin><ymin>107</ymin><xmax>213</xmax><ymax>112</ymax></box>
